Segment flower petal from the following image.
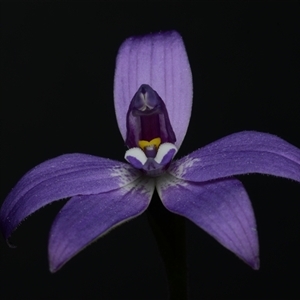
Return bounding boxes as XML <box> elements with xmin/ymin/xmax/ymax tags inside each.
<box><xmin>169</xmin><ymin>131</ymin><xmax>300</xmax><ymax>182</ymax></box>
<box><xmin>114</xmin><ymin>31</ymin><xmax>193</xmax><ymax>149</ymax></box>
<box><xmin>157</xmin><ymin>174</ymin><xmax>259</xmax><ymax>269</ymax></box>
<box><xmin>0</xmin><ymin>153</ymin><xmax>140</xmax><ymax>239</ymax></box>
<box><xmin>48</xmin><ymin>176</ymin><xmax>155</xmax><ymax>272</ymax></box>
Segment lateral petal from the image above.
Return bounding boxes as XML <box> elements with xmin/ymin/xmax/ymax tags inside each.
<box><xmin>0</xmin><ymin>153</ymin><xmax>140</xmax><ymax>239</ymax></box>
<box><xmin>157</xmin><ymin>174</ymin><xmax>259</xmax><ymax>269</ymax></box>
<box><xmin>169</xmin><ymin>131</ymin><xmax>300</xmax><ymax>182</ymax></box>
<box><xmin>48</xmin><ymin>176</ymin><xmax>155</xmax><ymax>272</ymax></box>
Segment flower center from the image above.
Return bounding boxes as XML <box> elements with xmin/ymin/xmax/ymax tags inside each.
<box><xmin>124</xmin><ymin>84</ymin><xmax>178</xmax><ymax>176</ymax></box>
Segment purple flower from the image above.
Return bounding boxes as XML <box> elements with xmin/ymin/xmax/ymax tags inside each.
<box><xmin>1</xmin><ymin>31</ymin><xmax>300</xmax><ymax>273</ymax></box>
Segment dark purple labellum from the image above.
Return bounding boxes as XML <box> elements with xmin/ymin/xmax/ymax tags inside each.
<box><xmin>126</xmin><ymin>84</ymin><xmax>176</xmax><ymax>149</ymax></box>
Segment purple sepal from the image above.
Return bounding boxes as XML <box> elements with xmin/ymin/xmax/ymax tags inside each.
<box><xmin>157</xmin><ymin>175</ymin><xmax>259</xmax><ymax>269</ymax></box>
<box><xmin>0</xmin><ymin>153</ymin><xmax>140</xmax><ymax>239</ymax></box>
<box><xmin>126</xmin><ymin>84</ymin><xmax>176</xmax><ymax>148</ymax></box>
<box><xmin>114</xmin><ymin>31</ymin><xmax>193</xmax><ymax>149</ymax></box>
<box><xmin>49</xmin><ymin>176</ymin><xmax>155</xmax><ymax>272</ymax></box>
<box><xmin>169</xmin><ymin>131</ymin><xmax>300</xmax><ymax>183</ymax></box>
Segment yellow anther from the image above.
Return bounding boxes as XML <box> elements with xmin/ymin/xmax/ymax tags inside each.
<box><xmin>138</xmin><ymin>137</ymin><xmax>161</xmax><ymax>150</ymax></box>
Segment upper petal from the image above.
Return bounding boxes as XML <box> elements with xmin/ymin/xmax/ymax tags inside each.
<box><xmin>169</xmin><ymin>131</ymin><xmax>300</xmax><ymax>182</ymax></box>
<box><xmin>49</xmin><ymin>176</ymin><xmax>155</xmax><ymax>272</ymax></box>
<box><xmin>0</xmin><ymin>153</ymin><xmax>140</xmax><ymax>239</ymax></box>
<box><xmin>114</xmin><ymin>31</ymin><xmax>193</xmax><ymax>149</ymax></box>
<box><xmin>156</xmin><ymin>175</ymin><xmax>259</xmax><ymax>269</ymax></box>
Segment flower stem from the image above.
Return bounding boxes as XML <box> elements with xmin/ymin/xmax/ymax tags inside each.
<box><xmin>147</xmin><ymin>191</ymin><xmax>188</xmax><ymax>300</ymax></box>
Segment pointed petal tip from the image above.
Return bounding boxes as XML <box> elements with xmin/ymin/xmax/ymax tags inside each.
<box><xmin>49</xmin><ymin>258</ymin><xmax>65</xmax><ymax>273</ymax></box>
<box><xmin>252</xmin><ymin>258</ymin><xmax>260</xmax><ymax>270</ymax></box>
<box><xmin>0</xmin><ymin>216</ymin><xmax>15</xmax><ymax>242</ymax></box>
<box><xmin>241</xmin><ymin>254</ymin><xmax>260</xmax><ymax>270</ymax></box>
<box><xmin>49</xmin><ymin>264</ymin><xmax>59</xmax><ymax>274</ymax></box>
<box><xmin>6</xmin><ymin>239</ymin><xmax>17</xmax><ymax>249</ymax></box>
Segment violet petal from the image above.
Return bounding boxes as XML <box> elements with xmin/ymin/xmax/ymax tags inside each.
<box><xmin>169</xmin><ymin>131</ymin><xmax>300</xmax><ymax>183</ymax></box>
<box><xmin>157</xmin><ymin>174</ymin><xmax>259</xmax><ymax>269</ymax></box>
<box><xmin>0</xmin><ymin>153</ymin><xmax>140</xmax><ymax>239</ymax></box>
<box><xmin>49</xmin><ymin>176</ymin><xmax>155</xmax><ymax>272</ymax></box>
<box><xmin>114</xmin><ymin>31</ymin><xmax>193</xmax><ymax>149</ymax></box>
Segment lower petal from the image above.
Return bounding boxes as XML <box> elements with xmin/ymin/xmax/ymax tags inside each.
<box><xmin>156</xmin><ymin>174</ymin><xmax>259</xmax><ymax>269</ymax></box>
<box><xmin>48</xmin><ymin>176</ymin><xmax>155</xmax><ymax>272</ymax></box>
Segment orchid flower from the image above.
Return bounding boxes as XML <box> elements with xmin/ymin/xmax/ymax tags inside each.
<box><xmin>1</xmin><ymin>31</ymin><xmax>300</xmax><ymax>274</ymax></box>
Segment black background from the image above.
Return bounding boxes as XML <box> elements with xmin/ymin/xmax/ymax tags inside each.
<box><xmin>1</xmin><ymin>2</ymin><xmax>300</xmax><ymax>299</ymax></box>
